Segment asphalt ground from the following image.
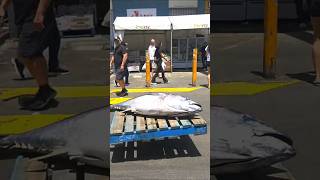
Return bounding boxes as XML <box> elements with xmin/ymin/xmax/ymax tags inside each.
<box><xmin>0</xmin><ymin>35</ymin><xmax>108</xmax><ymax>180</ymax></box>
<box><xmin>211</xmin><ymin>30</ymin><xmax>320</xmax><ymax>180</ymax></box>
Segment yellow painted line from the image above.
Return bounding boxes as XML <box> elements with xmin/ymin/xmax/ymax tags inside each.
<box><xmin>0</xmin><ymin>86</ymin><xmax>109</xmax><ymax>100</ymax></box>
<box><xmin>211</xmin><ymin>81</ymin><xmax>299</xmax><ymax>96</ymax></box>
<box><xmin>0</xmin><ymin>86</ymin><xmax>202</xmax><ymax>100</ymax></box>
<box><xmin>111</xmin><ymin>87</ymin><xmax>202</xmax><ymax>93</ymax></box>
<box><xmin>0</xmin><ymin>114</ymin><xmax>73</xmax><ymax>135</ymax></box>
<box><xmin>110</xmin><ymin>98</ymin><xmax>131</xmax><ymax>105</ymax></box>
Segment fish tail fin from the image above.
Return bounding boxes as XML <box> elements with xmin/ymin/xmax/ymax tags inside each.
<box><xmin>0</xmin><ymin>136</ymin><xmax>14</xmax><ymax>149</ymax></box>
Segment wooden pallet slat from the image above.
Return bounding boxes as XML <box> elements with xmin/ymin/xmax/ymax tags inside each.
<box><xmin>112</xmin><ymin>112</ymin><xmax>125</xmax><ymax>134</ymax></box>
<box><xmin>110</xmin><ymin>113</ymin><xmax>207</xmax><ymax>144</ymax></box>
<box><xmin>194</xmin><ymin>115</ymin><xmax>207</xmax><ymax>125</ymax></box>
<box><xmin>124</xmin><ymin>115</ymin><xmax>134</xmax><ymax>134</ymax></box>
<box><xmin>191</xmin><ymin>116</ymin><xmax>207</xmax><ymax>127</ymax></box>
<box><xmin>157</xmin><ymin>118</ymin><xmax>168</xmax><ymax>130</ymax></box>
<box><xmin>136</xmin><ymin>116</ymin><xmax>146</xmax><ymax>133</ymax></box>
<box><xmin>146</xmin><ymin>117</ymin><xmax>157</xmax><ymax>131</ymax></box>
<box><xmin>179</xmin><ymin>119</ymin><xmax>192</xmax><ymax>128</ymax></box>
<box><xmin>168</xmin><ymin>119</ymin><xmax>180</xmax><ymax>129</ymax></box>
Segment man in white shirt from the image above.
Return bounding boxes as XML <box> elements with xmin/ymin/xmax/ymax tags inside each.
<box><xmin>148</xmin><ymin>39</ymin><xmax>156</xmax><ymax>74</ymax></box>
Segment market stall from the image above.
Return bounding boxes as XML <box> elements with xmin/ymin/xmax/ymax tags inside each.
<box><xmin>113</xmin><ymin>14</ymin><xmax>210</xmax><ymax>71</ymax></box>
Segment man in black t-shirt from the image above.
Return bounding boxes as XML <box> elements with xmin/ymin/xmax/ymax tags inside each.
<box><xmin>0</xmin><ymin>0</ymin><xmax>57</xmax><ymax>110</ymax></box>
<box><xmin>110</xmin><ymin>36</ymin><xmax>128</xmax><ymax>97</ymax></box>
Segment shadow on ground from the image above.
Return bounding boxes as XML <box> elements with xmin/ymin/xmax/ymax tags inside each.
<box><xmin>111</xmin><ymin>135</ymin><xmax>201</xmax><ymax>163</ymax></box>
<box><xmin>285</xmin><ymin>31</ymin><xmax>314</xmax><ymax>45</ymax></box>
<box><xmin>2</xmin><ymin>95</ymin><xmax>60</xmax><ymax>111</ymax></box>
<box><xmin>287</xmin><ymin>71</ymin><xmax>318</xmax><ymax>85</ymax></box>
<box><xmin>212</xmin><ymin>165</ymin><xmax>291</xmax><ymax>180</ymax></box>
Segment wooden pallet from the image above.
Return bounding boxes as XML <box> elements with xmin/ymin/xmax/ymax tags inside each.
<box><xmin>110</xmin><ymin>112</ymin><xmax>207</xmax><ymax>144</ymax></box>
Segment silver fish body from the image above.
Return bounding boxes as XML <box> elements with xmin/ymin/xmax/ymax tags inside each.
<box><xmin>111</xmin><ymin>93</ymin><xmax>202</xmax><ymax>117</ymax></box>
<box><xmin>211</xmin><ymin>106</ymin><xmax>295</xmax><ymax>174</ymax></box>
<box><xmin>0</xmin><ymin>107</ymin><xmax>109</xmax><ymax>169</ymax></box>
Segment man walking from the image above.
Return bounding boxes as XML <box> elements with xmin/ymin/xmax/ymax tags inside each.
<box><xmin>148</xmin><ymin>39</ymin><xmax>156</xmax><ymax>74</ymax></box>
<box><xmin>0</xmin><ymin>0</ymin><xmax>57</xmax><ymax>110</ymax></box>
<box><xmin>11</xmin><ymin>1</ymin><xmax>68</xmax><ymax>79</ymax></box>
<box><xmin>110</xmin><ymin>35</ymin><xmax>128</xmax><ymax>97</ymax></box>
<box><xmin>152</xmin><ymin>41</ymin><xmax>168</xmax><ymax>84</ymax></box>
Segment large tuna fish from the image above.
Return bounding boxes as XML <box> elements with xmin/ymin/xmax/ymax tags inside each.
<box><xmin>0</xmin><ymin>107</ymin><xmax>109</xmax><ymax>171</ymax></box>
<box><xmin>111</xmin><ymin>93</ymin><xmax>202</xmax><ymax>117</ymax></box>
<box><xmin>211</xmin><ymin>106</ymin><xmax>296</xmax><ymax>174</ymax></box>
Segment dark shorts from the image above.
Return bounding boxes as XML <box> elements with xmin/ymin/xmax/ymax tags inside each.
<box><xmin>17</xmin><ymin>21</ymin><xmax>54</xmax><ymax>58</ymax></box>
<box><xmin>115</xmin><ymin>68</ymin><xmax>125</xmax><ymax>81</ymax></box>
<box><xmin>311</xmin><ymin>1</ymin><xmax>320</xmax><ymax>17</ymax></box>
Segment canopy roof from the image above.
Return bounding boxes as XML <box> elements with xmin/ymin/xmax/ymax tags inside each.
<box><xmin>114</xmin><ymin>14</ymin><xmax>210</xmax><ymax>30</ymax></box>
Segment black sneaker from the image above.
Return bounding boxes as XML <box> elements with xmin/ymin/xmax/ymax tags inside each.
<box><xmin>163</xmin><ymin>77</ymin><xmax>168</xmax><ymax>84</ymax></box>
<box><xmin>116</xmin><ymin>89</ymin><xmax>128</xmax><ymax>97</ymax></box>
<box><xmin>26</xmin><ymin>87</ymin><xmax>57</xmax><ymax>110</ymax></box>
<box><xmin>49</xmin><ymin>67</ymin><xmax>69</xmax><ymax>75</ymax></box>
<box><xmin>11</xmin><ymin>58</ymin><xmax>25</xmax><ymax>79</ymax></box>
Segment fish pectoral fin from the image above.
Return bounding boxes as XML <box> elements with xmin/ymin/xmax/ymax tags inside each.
<box><xmin>29</xmin><ymin>149</ymin><xmax>67</xmax><ymax>161</ymax></box>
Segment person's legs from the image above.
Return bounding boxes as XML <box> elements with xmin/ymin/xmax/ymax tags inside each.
<box><xmin>160</xmin><ymin>63</ymin><xmax>168</xmax><ymax>83</ymax></box>
<box><xmin>23</xmin><ymin>55</ymin><xmax>48</xmax><ymax>86</ymax></box>
<box><xmin>48</xmin><ymin>21</ymin><xmax>69</xmax><ymax>74</ymax></box>
<box><xmin>311</xmin><ymin>17</ymin><xmax>320</xmax><ymax>82</ymax></box>
<box><xmin>201</xmin><ymin>56</ymin><xmax>207</xmax><ymax>70</ymax></box>
<box><xmin>17</xmin><ymin>22</ymin><xmax>56</xmax><ymax>109</ymax></box>
<box><xmin>48</xmin><ymin>22</ymin><xmax>60</xmax><ymax>71</ymax></box>
<box><xmin>115</xmin><ymin>69</ymin><xmax>128</xmax><ymax>97</ymax></box>
<box><xmin>117</xmin><ymin>79</ymin><xmax>125</xmax><ymax>89</ymax></box>
<box><xmin>295</xmin><ymin>0</ymin><xmax>304</xmax><ymax>23</ymax></box>
<box><xmin>11</xmin><ymin>57</ymin><xmax>26</xmax><ymax>79</ymax></box>
<box><xmin>125</xmin><ymin>67</ymin><xmax>129</xmax><ymax>84</ymax></box>
<box><xmin>152</xmin><ymin>63</ymin><xmax>160</xmax><ymax>83</ymax></box>
<box><xmin>207</xmin><ymin>64</ymin><xmax>211</xmax><ymax>88</ymax></box>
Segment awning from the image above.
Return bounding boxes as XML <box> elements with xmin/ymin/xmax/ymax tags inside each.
<box><xmin>169</xmin><ymin>14</ymin><xmax>210</xmax><ymax>30</ymax></box>
<box><xmin>114</xmin><ymin>14</ymin><xmax>210</xmax><ymax>30</ymax></box>
<box><xmin>114</xmin><ymin>16</ymin><xmax>171</xmax><ymax>30</ymax></box>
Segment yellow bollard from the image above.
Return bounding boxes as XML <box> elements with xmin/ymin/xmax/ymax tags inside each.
<box><xmin>263</xmin><ymin>0</ymin><xmax>278</xmax><ymax>78</ymax></box>
<box><xmin>192</xmin><ymin>48</ymin><xmax>198</xmax><ymax>86</ymax></box>
<box><xmin>145</xmin><ymin>50</ymin><xmax>151</xmax><ymax>87</ymax></box>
